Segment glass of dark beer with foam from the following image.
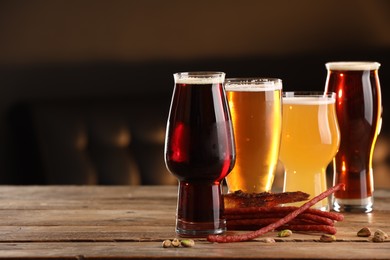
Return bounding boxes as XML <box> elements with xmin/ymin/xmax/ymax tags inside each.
<box><xmin>325</xmin><ymin>62</ymin><xmax>382</xmax><ymax>213</ymax></box>
<box><xmin>164</xmin><ymin>72</ymin><xmax>236</xmax><ymax>236</ymax></box>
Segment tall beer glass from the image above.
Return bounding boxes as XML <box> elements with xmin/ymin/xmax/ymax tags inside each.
<box><xmin>164</xmin><ymin>72</ymin><xmax>236</xmax><ymax>236</ymax></box>
<box><xmin>280</xmin><ymin>92</ymin><xmax>340</xmax><ymax>210</ymax></box>
<box><xmin>325</xmin><ymin>62</ymin><xmax>382</xmax><ymax>213</ymax></box>
<box><xmin>225</xmin><ymin>78</ymin><xmax>282</xmax><ymax>193</ymax></box>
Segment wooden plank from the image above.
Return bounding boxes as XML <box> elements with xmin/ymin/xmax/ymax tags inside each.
<box><xmin>0</xmin><ymin>226</ymin><xmax>177</xmax><ymax>242</ymax></box>
<box><xmin>0</xmin><ymin>208</ymin><xmax>176</xmax><ymax>225</ymax></box>
<box><xmin>0</xmin><ymin>212</ymin><xmax>388</xmax><ymax>243</ymax></box>
<box><xmin>0</xmin><ymin>186</ymin><xmax>178</xmax><ymax>210</ymax></box>
<box><xmin>0</xmin><ymin>185</ymin><xmax>178</xmax><ymax>199</ymax></box>
<box><xmin>0</xmin><ymin>241</ymin><xmax>389</xmax><ymax>259</ymax></box>
<box><xmin>0</xmin><ymin>225</ymin><xmax>385</xmax><ymax>243</ymax></box>
<box><xmin>0</xmin><ymin>186</ymin><xmax>389</xmax><ymax>259</ymax></box>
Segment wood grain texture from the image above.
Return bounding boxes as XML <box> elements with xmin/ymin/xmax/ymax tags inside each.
<box><xmin>0</xmin><ymin>186</ymin><xmax>389</xmax><ymax>259</ymax></box>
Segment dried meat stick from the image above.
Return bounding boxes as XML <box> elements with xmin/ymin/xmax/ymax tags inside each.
<box><xmin>228</xmin><ymin>223</ymin><xmax>337</xmax><ymax>234</ymax></box>
<box><xmin>227</xmin><ymin>218</ymin><xmax>286</xmax><ymax>227</ymax></box>
<box><xmin>225</xmin><ymin>206</ymin><xmax>344</xmax><ymax>222</ymax></box>
<box><xmin>226</xmin><ymin>213</ymin><xmax>283</xmax><ymax>220</ymax></box>
<box><xmin>207</xmin><ymin>183</ymin><xmax>345</xmax><ymax>243</ymax></box>
<box><xmin>277</xmin><ymin>224</ymin><xmax>337</xmax><ymax>235</ymax></box>
<box><xmin>303</xmin><ymin>208</ymin><xmax>344</xmax><ymax>221</ymax></box>
<box><xmin>227</xmin><ymin>218</ymin><xmax>312</xmax><ymax>228</ymax></box>
<box><xmin>226</xmin><ymin>212</ymin><xmax>335</xmax><ymax>226</ymax></box>
<box><xmin>297</xmin><ymin>213</ymin><xmax>335</xmax><ymax>226</ymax></box>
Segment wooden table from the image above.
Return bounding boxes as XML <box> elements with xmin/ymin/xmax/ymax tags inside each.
<box><xmin>0</xmin><ymin>186</ymin><xmax>389</xmax><ymax>259</ymax></box>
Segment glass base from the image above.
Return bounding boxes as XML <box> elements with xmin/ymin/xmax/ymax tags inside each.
<box><xmin>175</xmin><ymin>181</ymin><xmax>226</xmax><ymax>237</ymax></box>
<box><xmin>333</xmin><ymin>197</ymin><xmax>373</xmax><ymax>213</ymax></box>
<box><xmin>176</xmin><ymin>219</ymin><xmax>226</xmax><ymax>237</ymax></box>
<box><xmin>316</xmin><ymin>204</ymin><xmax>330</xmax><ymax>212</ymax></box>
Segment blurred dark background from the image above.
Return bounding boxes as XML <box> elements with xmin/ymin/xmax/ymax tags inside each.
<box><xmin>0</xmin><ymin>0</ymin><xmax>389</xmax><ymax>188</ymax></box>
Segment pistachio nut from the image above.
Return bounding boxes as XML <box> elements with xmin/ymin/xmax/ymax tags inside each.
<box><xmin>181</xmin><ymin>239</ymin><xmax>195</xmax><ymax>247</ymax></box>
<box><xmin>171</xmin><ymin>238</ymin><xmax>181</xmax><ymax>247</ymax></box>
<box><xmin>162</xmin><ymin>239</ymin><xmax>172</xmax><ymax>248</ymax></box>
<box><xmin>319</xmin><ymin>234</ymin><xmax>336</xmax><ymax>242</ymax></box>
<box><xmin>373</xmin><ymin>229</ymin><xmax>388</xmax><ymax>242</ymax></box>
<box><xmin>277</xmin><ymin>229</ymin><xmax>292</xmax><ymax>237</ymax></box>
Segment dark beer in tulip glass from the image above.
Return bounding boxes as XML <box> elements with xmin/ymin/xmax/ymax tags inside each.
<box><xmin>164</xmin><ymin>72</ymin><xmax>236</xmax><ymax>236</ymax></box>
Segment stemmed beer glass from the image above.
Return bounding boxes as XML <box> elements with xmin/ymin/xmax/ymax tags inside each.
<box><xmin>164</xmin><ymin>72</ymin><xmax>236</xmax><ymax>236</ymax></box>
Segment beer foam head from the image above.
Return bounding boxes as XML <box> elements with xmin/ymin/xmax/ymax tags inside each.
<box><xmin>283</xmin><ymin>96</ymin><xmax>336</xmax><ymax>105</ymax></box>
<box><xmin>225</xmin><ymin>78</ymin><xmax>282</xmax><ymax>91</ymax></box>
<box><xmin>174</xmin><ymin>72</ymin><xmax>225</xmax><ymax>84</ymax></box>
<box><xmin>326</xmin><ymin>62</ymin><xmax>380</xmax><ymax>71</ymax></box>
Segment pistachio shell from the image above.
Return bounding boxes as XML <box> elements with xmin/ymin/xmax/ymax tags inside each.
<box><xmin>181</xmin><ymin>239</ymin><xmax>195</xmax><ymax>247</ymax></box>
<box><xmin>263</xmin><ymin>238</ymin><xmax>276</xmax><ymax>243</ymax></box>
<box><xmin>320</xmin><ymin>234</ymin><xmax>336</xmax><ymax>242</ymax></box>
<box><xmin>373</xmin><ymin>229</ymin><xmax>388</xmax><ymax>242</ymax></box>
<box><xmin>171</xmin><ymin>238</ymin><xmax>181</xmax><ymax>247</ymax></box>
<box><xmin>277</xmin><ymin>229</ymin><xmax>292</xmax><ymax>237</ymax></box>
<box><xmin>162</xmin><ymin>239</ymin><xmax>172</xmax><ymax>248</ymax></box>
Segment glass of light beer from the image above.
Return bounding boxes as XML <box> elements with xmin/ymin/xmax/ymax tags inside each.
<box><xmin>225</xmin><ymin>78</ymin><xmax>282</xmax><ymax>193</ymax></box>
<box><xmin>164</xmin><ymin>72</ymin><xmax>236</xmax><ymax>236</ymax></box>
<box><xmin>279</xmin><ymin>92</ymin><xmax>340</xmax><ymax>210</ymax></box>
<box><xmin>325</xmin><ymin>62</ymin><xmax>382</xmax><ymax>213</ymax></box>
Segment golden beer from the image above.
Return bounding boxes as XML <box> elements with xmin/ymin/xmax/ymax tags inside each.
<box><xmin>280</xmin><ymin>93</ymin><xmax>340</xmax><ymax>210</ymax></box>
<box><xmin>225</xmin><ymin>78</ymin><xmax>282</xmax><ymax>193</ymax></box>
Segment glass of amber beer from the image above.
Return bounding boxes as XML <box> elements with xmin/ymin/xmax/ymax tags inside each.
<box><xmin>164</xmin><ymin>72</ymin><xmax>236</xmax><ymax>236</ymax></box>
<box><xmin>225</xmin><ymin>78</ymin><xmax>282</xmax><ymax>193</ymax></box>
<box><xmin>325</xmin><ymin>62</ymin><xmax>382</xmax><ymax>213</ymax></box>
<box><xmin>279</xmin><ymin>92</ymin><xmax>340</xmax><ymax>210</ymax></box>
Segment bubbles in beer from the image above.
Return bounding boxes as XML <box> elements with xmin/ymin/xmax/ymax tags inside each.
<box><xmin>283</xmin><ymin>96</ymin><xmax>336</xmax><ymax>105</ymax></box>
<box><xmin>225</xmin><ymin>78</ymin><xmax>282</xmax><ymax>92</ymax></box>
<box><xmin>174</xmin><ymin>72</ymin><xmax>225</xmax><ymax>84</ymax></box>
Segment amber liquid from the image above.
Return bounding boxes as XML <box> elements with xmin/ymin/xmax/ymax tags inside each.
<box><xmin>325</xmin><ymin>69</ymin><xmax>381</xmax><ymax>211</ymax></box>
<box><xmin>225</xmin><ymin>89</ymin><xmax>282</xmax><ymax>193</ymax></box>
<box><xmin>165</xmin><ymin>82</ymin><xmax>235</xmax><ymax>236</ymax></box>
<box><xmin>280</xmin><ymin>97</ymin><xmax>339</xmax><ymax>210</ymax></box>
